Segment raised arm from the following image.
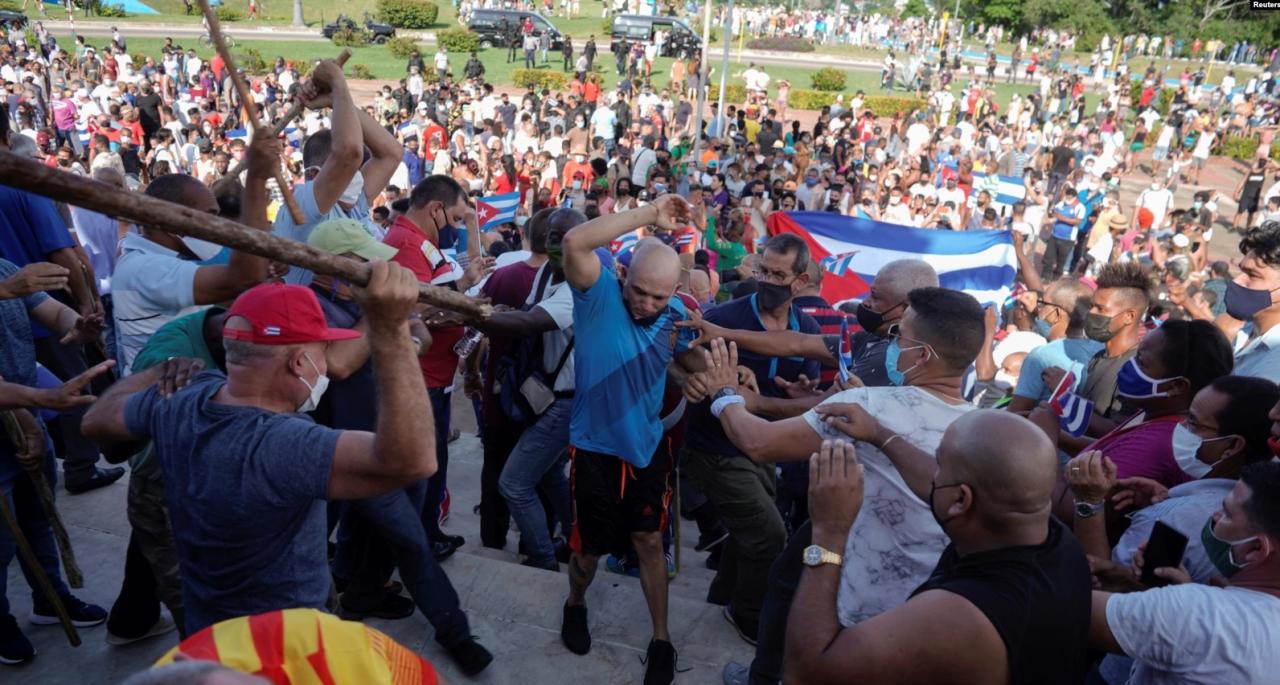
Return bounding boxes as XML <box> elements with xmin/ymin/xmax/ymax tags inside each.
<box><xmin>560</xmin><ymin>194</ymin><xmax>689</xmax><ymax>290</ymax></box>
<box><xmin>299</xmin><ymin>59</ymin><xmax>361</xmax><ymax>214</ymax></box>
<box><xmin>358</xmin><ymin>105</ymin><xmax>403</xmax><ymax>201</ymax></box>
<box><xmin>679</xmin><ymin>318</ymin><xmax>837</xmax><ymax>367</ymax></box>
<box><xmin>702</xmin><ymin>339</ymin><xmax>823</xmax><ymax>463</ymax></box>
<box><xmin>327</xmin><ymin>260</ymin><xmax>437</xmax><ymax>499</ymax></box>
<box><xmin>192</xmin><ymin>133</ymin><xmax>275</xmax><ymax>304</ymax></box>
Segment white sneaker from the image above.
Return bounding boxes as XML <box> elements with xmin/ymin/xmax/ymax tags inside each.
<box><xmin>106</xmin><ymin>615</ymin><xmax>177</xmax><ymax>646</ymax></box>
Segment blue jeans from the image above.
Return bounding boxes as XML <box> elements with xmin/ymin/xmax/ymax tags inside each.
<box><xmin>0</xmin><ymin>436</ymin><xmax>70</xmax><ymax>618</ymax></box>
<box><xmin>422</xmin><ymin>387</ymin><xmax>452</xmax><ymax>539</ymax></box>
<box><xmin>498</xmin><ymin>398</ymin><xmax>572</xmax><ymax>567</ymax></box>
<box><xmin>337</xmin><ymin>480</ymin><xmax>470</xmax><ymax>647</ymax></box>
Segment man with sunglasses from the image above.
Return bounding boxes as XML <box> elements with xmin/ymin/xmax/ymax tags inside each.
<box><xmin>1006</xmin><ymin>278</ymin><xmax>1099</xmax><ymax>413</ymax></box>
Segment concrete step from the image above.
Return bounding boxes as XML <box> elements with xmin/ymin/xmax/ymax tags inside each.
<box><xmin>439</xmin><ymin>432</ymin><xmax>724</xmax><ymax>606</ymax></box>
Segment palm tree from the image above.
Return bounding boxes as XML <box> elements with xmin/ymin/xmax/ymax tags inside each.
<box><xmin>292</xmin><ymin>0</ymin><xmax>304</xmax><ymax>27</ymax></box>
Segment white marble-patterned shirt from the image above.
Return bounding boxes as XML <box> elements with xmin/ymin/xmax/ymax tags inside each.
<box><xmin>803</xmin><ymin>386</ymin><xmax>975</xmax><ymax>626</ymax></box>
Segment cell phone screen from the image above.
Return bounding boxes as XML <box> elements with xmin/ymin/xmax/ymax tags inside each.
<box><xmin>1140</xmin><ymin>521</ymin><xmax>1189</xmax><ymax>588</ymax></box>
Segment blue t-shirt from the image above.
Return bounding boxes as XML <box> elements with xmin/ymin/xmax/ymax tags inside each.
<box><xmin>686</xmin><ymin>295</ymin><xmax>821</xmax><ymax>458</ymax></box>
<box><xmin>272</xmin><ymin>180</ymin><xmax>371</xmax><ymax>286</ymax></box>
<box><xmin>0</xmin><ymin>187</ymin><xmax>75</xmax><ymax>339</ymax></box>
<box><xmin>0</xmin><ymin>259</ymin><xmax>49</xmax><ymax>388</ymax></box>
<box><xmin>1013</xmin><ymin>337</ymin><xmax>1106</xmax><ymax>402</ymax></box>
<box><xmin>1051</xmin><ymin>199</ymin><xmax>1086</xmax><ymax>241</ymax></box>
<box><xmin>570</xmin><ymin>267</ymin><xmax>695</xmax><ymax>467</ymax></box>
<box><xmin>124</xmin><ymin>372</ymin><xmax>340</xmax><ymax>634</ymax></box>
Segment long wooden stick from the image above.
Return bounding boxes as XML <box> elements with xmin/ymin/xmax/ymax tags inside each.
<box><xmin>2</xmin><ymin>411</ymin><xmax>83</xmax><ymax>589</ymax></box>
<box><xmin>0</xmin><ymin>152</ymin><xmax>492</xmax><ymax>320</ymax></box>
<box><xmin>220</xmin><ymin>49</ymin><xmax>352</xmax><ymax>183</ymax></box>
<box><xmin>197</xmin><ymin>0</ymin><xmax>305</xmax><ymax>225</ymax></box>
<box><xmin>0</xmin><ymin>412</ymin><xmax>80</xmax><ymax>647</ymax></box>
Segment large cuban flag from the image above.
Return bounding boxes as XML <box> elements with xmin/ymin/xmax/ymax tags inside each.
<box><xmin>970</xmin><ymin>172</ymin><xmax>1027</xmax><ymax>216</ymax></box>
<box><xmin>476</xmin><ymin>192</ymin><xmax>520</xmax><ymax>231</ymax></box>
<box><xmin>766</xmin><ymin>211</ymin><xmax>1018</xmax><ymax>306</ymax></box>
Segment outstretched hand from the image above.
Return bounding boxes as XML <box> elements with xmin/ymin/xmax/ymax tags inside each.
<box><xmin>649</xmin><ymin>194</ymin><xmax>691</xmax><ymax>232</ymax></box>
<box><xmin>700</xmin><ymin>338</ymin><xmax>740</xmax><ymax>393</ymax></box>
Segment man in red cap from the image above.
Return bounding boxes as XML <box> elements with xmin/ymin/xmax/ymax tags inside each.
<box><xmin>84</xmin><ymin>261</ymin><xmax>436</xmax><ymax>636</ymax></box>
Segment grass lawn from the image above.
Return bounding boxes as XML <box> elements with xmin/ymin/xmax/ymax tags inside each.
<box><xmin>63</xmin><ymin>29</ymin><xmax>1042</xmax><ymax>114</ymax></box>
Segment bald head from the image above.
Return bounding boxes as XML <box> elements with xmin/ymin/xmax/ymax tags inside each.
<box><xmin>941</xmin><ymin>410</ymin><xmax>1058</xmax><ymax>517</ymax></box>
<box><xmin>624</xmin><ymin>238</ymin><xmax>681</xmax><ymax>321</ymax></box>
<box><xmin>93</xmin><ymin>166</ymin><xmax>125</xmax><ymax>188</ymax></box>
<box><xmin>1045</xmin><ymin>278</ymin><xmax>1093</xmax><ymax>330</ymax></box>
<box><xmin>876</xmin><ymin>259</ymin><xmax>940</xmax><ymax>302</ymax></box>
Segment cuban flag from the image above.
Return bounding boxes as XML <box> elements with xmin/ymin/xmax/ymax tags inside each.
<box><xmin>970</xmin><ymin>172</ymin><xmax>1027</xmax><ymax>217</ymax></box>
<box><xmin>837</xmin><ymin>317</ymin><xmax>853</xmax><ymax>383</ymax></box>
<box><xmin>1049</xmin><ymin>371</ymin><xmax>1094</xmax><ymax>437</ymax></box>
<box><xmin>766</xmin><ymin>211</ymin><xmax>1017</xmax><ymax>306</ymax></box>
<box><xmin>476</xmin><ymin>192</ymin><xmax>520</xmax><ymax>232</ymax></box>
<box><xmin>820</xmin><ymin>251</ymin><xmax>857</xmax><ymax>277</ymax></box>
<box><xmin>610</xmin><ymin>231</ymin><xmax>639</xmax><ymax>256</ymax></box>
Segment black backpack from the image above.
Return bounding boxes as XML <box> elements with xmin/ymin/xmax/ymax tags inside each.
<box><xmin>493</xmin><ymin>268</ymin><xmax>574</xmax><ymax>424</ymax></box>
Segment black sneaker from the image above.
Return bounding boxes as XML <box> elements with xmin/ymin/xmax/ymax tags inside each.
<box><xmin>0</xmin><ymin>615</ymin><xmax>34</xmax><ymax>666</ymax></box>
<box><xmin>445</xmin><ymin>636</ymin><xmax>494</xmax><ymax>676</ymax></box>
<box><xmin>560</xmin><ymin>603</ymin><xmax>591</xmax><ymax>655</ymax></box>
<box><xmin>31</xmin><ymin>595</ymin><xmax>107</xmax><ymax>627</ymax></box>
<box><xmin>338</xmin><ymin>592</ymin><xmax>415</xmax><ymax>621</ymax></box>
<box><xmin>722</xmin><ymin>605</ymin><xmax>758</xmax><ymax>646</ymax></box>
<box><xmin>642</xmin><ymin>638</ymin><xmax>677</xmax><ymax>685</ymax></box>
<box><xmin>64</xmin><ymin>466</ymin><xmax>125</xmax><ymax>495</ymax></box>
<box><xmin>432</xmin><ymin>539</ymin><xmax>461</xmax><ymax>562</ymax></box>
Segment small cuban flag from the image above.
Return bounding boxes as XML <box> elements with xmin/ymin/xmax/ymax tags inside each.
<box><xmin>225</xmin><ymin>127</ymin><xmax>250</xmax><ymax>143</ymax></box>
<box><xmin>610</xmin><ymin>231</ymin><xmax>639</xmax><ymax>256</ymax></box>
<box><xmin>1049</xmin><ymin>371</ymin><xmax>1094</xmax><ymax>437</ymax></box>
<box><xmin>475</xmin><ymin>192</ymin><xmax>521</xmax><ymax>232</ymax></box>
<box><xmin>837</xmin><ymin>317</ymin><xmax>854</xmax><ymax>383</ymax></box>
<box><xmin>820</xmin><ymin>251</ymin><xmax>858</xmax><ymax>278</ymax></box>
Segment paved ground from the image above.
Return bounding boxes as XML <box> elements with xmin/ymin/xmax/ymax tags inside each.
<box><xmin>4</xmin><ymin>391</ymin><xmax>752</xmax><ymax>684</ymax></box>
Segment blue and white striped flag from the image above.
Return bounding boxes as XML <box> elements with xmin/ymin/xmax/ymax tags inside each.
<box><xmin>768</xmin><ymin>211</ymin><xmax>1017</xmax><ymax>305</ymax></box>
<box><xmin>1050</xmin><ymin>371</ymin><xmax>1094</xmax><ymax>437</ymax></box>
<box><xmin>476</xmin><ymin>192</ymin><xmax>520</xmax><ymax>232</ymax></box>
<box><xmin>820</xmin><ymin>252</ymin><xmax>858</xmax><ymax>277</ymax></box>
<box><xmin>970</xmin><ymin>172</ymin><xmax>1027</xmax><ymax>217</ymax></box>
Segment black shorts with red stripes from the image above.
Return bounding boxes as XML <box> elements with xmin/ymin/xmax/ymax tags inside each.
<box><xmin>569</xmin><ymin>442</ymin><xmax>673</xmax><ymax>559</ymax></box>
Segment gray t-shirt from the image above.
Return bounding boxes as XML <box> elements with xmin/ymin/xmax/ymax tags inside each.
<box><xmin>0</xmin><ymin>258</ymin><xmax>49</xmax><ymax>388</ymax></box>
<box><xmin>125</xmin><ymin>372</ymin><xmax>339</xmax><ymax>634</ymax></box>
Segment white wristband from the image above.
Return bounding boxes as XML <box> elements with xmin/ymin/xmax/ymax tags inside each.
<box><xmin>710</xmin><ymin>394</ymin><xmax>746</xmax><ymax>418</ymax></box>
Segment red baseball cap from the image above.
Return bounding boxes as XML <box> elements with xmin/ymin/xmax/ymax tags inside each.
<box><xmin>223</xmin><ymin>283</ymin><xmax>361</xmax><ymax>345</ymax></box>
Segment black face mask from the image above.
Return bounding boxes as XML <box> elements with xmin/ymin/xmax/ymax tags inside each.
<box><xmin>1085</xmin><ymin>312</ymin><xmax>1119</xmax><ymax>342</ymax></box>
<box><xmin>855</xmin><ymin>301</ymin><xmax>899</xmax><ymax>335</ymax></box>
<box><xmin>928</xmin><ymin>481</ymin><xmax>960</xmax><ymax>533</ymax></box>
<box><xmin>756</xmin><ymin>281</ymin><xmax>793</xmax><ymax>312</ymax></box>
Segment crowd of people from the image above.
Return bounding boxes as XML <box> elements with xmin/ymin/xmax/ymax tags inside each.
<box><xmin>2</xmin><ymin>14</ymin><xmax>1280</xmax><ymax>685</ymax></box>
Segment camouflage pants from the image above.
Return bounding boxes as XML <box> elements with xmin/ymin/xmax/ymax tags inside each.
<box><xmin>127</xmin><ymin>475</ymin><xmax>184</xmax><ymax>631</ymax></box>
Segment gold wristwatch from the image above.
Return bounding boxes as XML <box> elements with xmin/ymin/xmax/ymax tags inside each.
<box><xmin>802</xmin><ymin>544</ymin><xmax>843</xmax><ymax>568</ymax></box>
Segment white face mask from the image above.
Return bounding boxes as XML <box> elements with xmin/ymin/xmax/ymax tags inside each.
<box><xmin>993</xmin><ymin>370</ymin><xmax>1018</xmax><ymax>390</ymax></box>
<box><xmin>1171</xmin><ymin>422</ymin><xmax>1232</xmax><ymax>479</ymax></box>
<box><xmin>297</xmin><ymin>353</ymin><xmax>329</xmax><ymax>413</ymax></box>
<box><xmin>340</xmin><ymin>170</ymin><xmax>364</xmax><ymax>206</ymax></box>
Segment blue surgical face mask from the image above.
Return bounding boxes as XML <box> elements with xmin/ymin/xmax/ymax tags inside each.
<box><xmin>1115</xmin><ymin>357</ymin><xmax>1184</xmax><ymax>399</ymax></box>
<box><xmin>1032</xmin><ymin>316</ymin><xmax>1053</xmax><ymax>338</ymax></box>
<box><xmin>805</xmin><ymin>177</ymin><xmax>819</xmax><ymax>187</ymax></box>
<box><xmin>654</xmin><ymin>182</ymin><xmax>668</xmax><ymax>194</ymax></box>
<box><xmin>884</xmin><ymin>337</ymin><xmax>927</xmax><ymax>386</ymax></box>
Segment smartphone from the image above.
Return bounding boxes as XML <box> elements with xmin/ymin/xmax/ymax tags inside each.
<box><xmin>1140</xmin><ymin>521</ymin><xmax>1189</xmax><ymax>588</ymax></box>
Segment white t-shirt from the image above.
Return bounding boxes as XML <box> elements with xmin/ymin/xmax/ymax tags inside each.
<box><xmin>1193</xmin><ymin>131</ymin><xmax>1216</xmax><ymax>159</ymax></box>
<box><xmin>1108</xmin><ymin>584</ymin><xmax>1280</xmax><ymax>685</ymax></box>
<box><xmin>802</xmin><ymin>387</ymin><xmax>974</xmax><ymax>626</ymax></box>
<box><xmin>527</xmin><ymin>264</ymin><xmax>575</xmax><ymax>392</ymax></box>
<box><xmin>112</xmin><ymin>233</ymin><xmax>203</xmax><ymax>373</ymax></box>
<box><xmin>1137</xmin><ymin>188</ymin><xmax>1174</xmax><ymax>229</ymax></box>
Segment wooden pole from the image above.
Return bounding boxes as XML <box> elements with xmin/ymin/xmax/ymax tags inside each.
<box><xmin>221</xmin><ymin>49</ymin><xmax>353</xmax><ymax>183</ymax></box>
<box><xmin>0</xmin><ymin>152</ymin><xmax>492</xmax><ymax>321</ymax></box>
<box><xmin>197</xmin><ymin>0</ymin><xmax>306</xmax><ymax>226</ymax></box>
<box><xmin>0</xmin><ymin>412</ymin><xmax>81</xmax><ymax>648</ymax></box>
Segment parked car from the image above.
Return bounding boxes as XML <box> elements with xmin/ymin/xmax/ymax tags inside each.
<box><xmin>0</xmin><ymin>10</ymin><xmax>28</xmax><ymax>32</ymax></box>
<box><xmin>466</xmin><ymin>9</ymin><xmax>563</xmax><ymax>50</ymax></box>
<box><xmin>610</xmin><ymin>14</ymin><xmax>700</xmax><ymax>58</ymax></box>
<box><xmin>322</xmin><ymin>13</ymin><xmax>396</xmax><ymax>44</ymax></box>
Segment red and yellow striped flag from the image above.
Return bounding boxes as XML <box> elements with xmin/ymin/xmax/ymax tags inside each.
<box><xmin>155</xmin><ymin>609</ymin><xmax>438</xmax><ymax>685</ymax></box>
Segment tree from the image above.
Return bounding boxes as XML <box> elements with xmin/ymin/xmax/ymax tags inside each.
<box><xmin>292</xmin><ymin>0</ymin><xmax>304</xmax><ymax>27</ymax></box>
<box><xmin>900</xmin><ymin>0</ymin><xmax>931</xmax><ymax>19</ymax></box>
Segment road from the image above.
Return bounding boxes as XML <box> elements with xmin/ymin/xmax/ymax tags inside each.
<box><xmin>45</xmin><ymin>20</ymin><xmax>884</xmax><ymax>72</ymax></box>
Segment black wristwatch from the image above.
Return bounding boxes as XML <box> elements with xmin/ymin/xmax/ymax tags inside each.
<box><xmin>1074</xmin><ymin>500</ymin><xmax>1104</xmax><ymax>519</ymax></box>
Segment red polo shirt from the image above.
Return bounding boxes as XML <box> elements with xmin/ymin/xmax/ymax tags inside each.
<box><xmin>383</xmin><ymin>215</ymin><xmax>464</xmax><ymax>389</ymax></box>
